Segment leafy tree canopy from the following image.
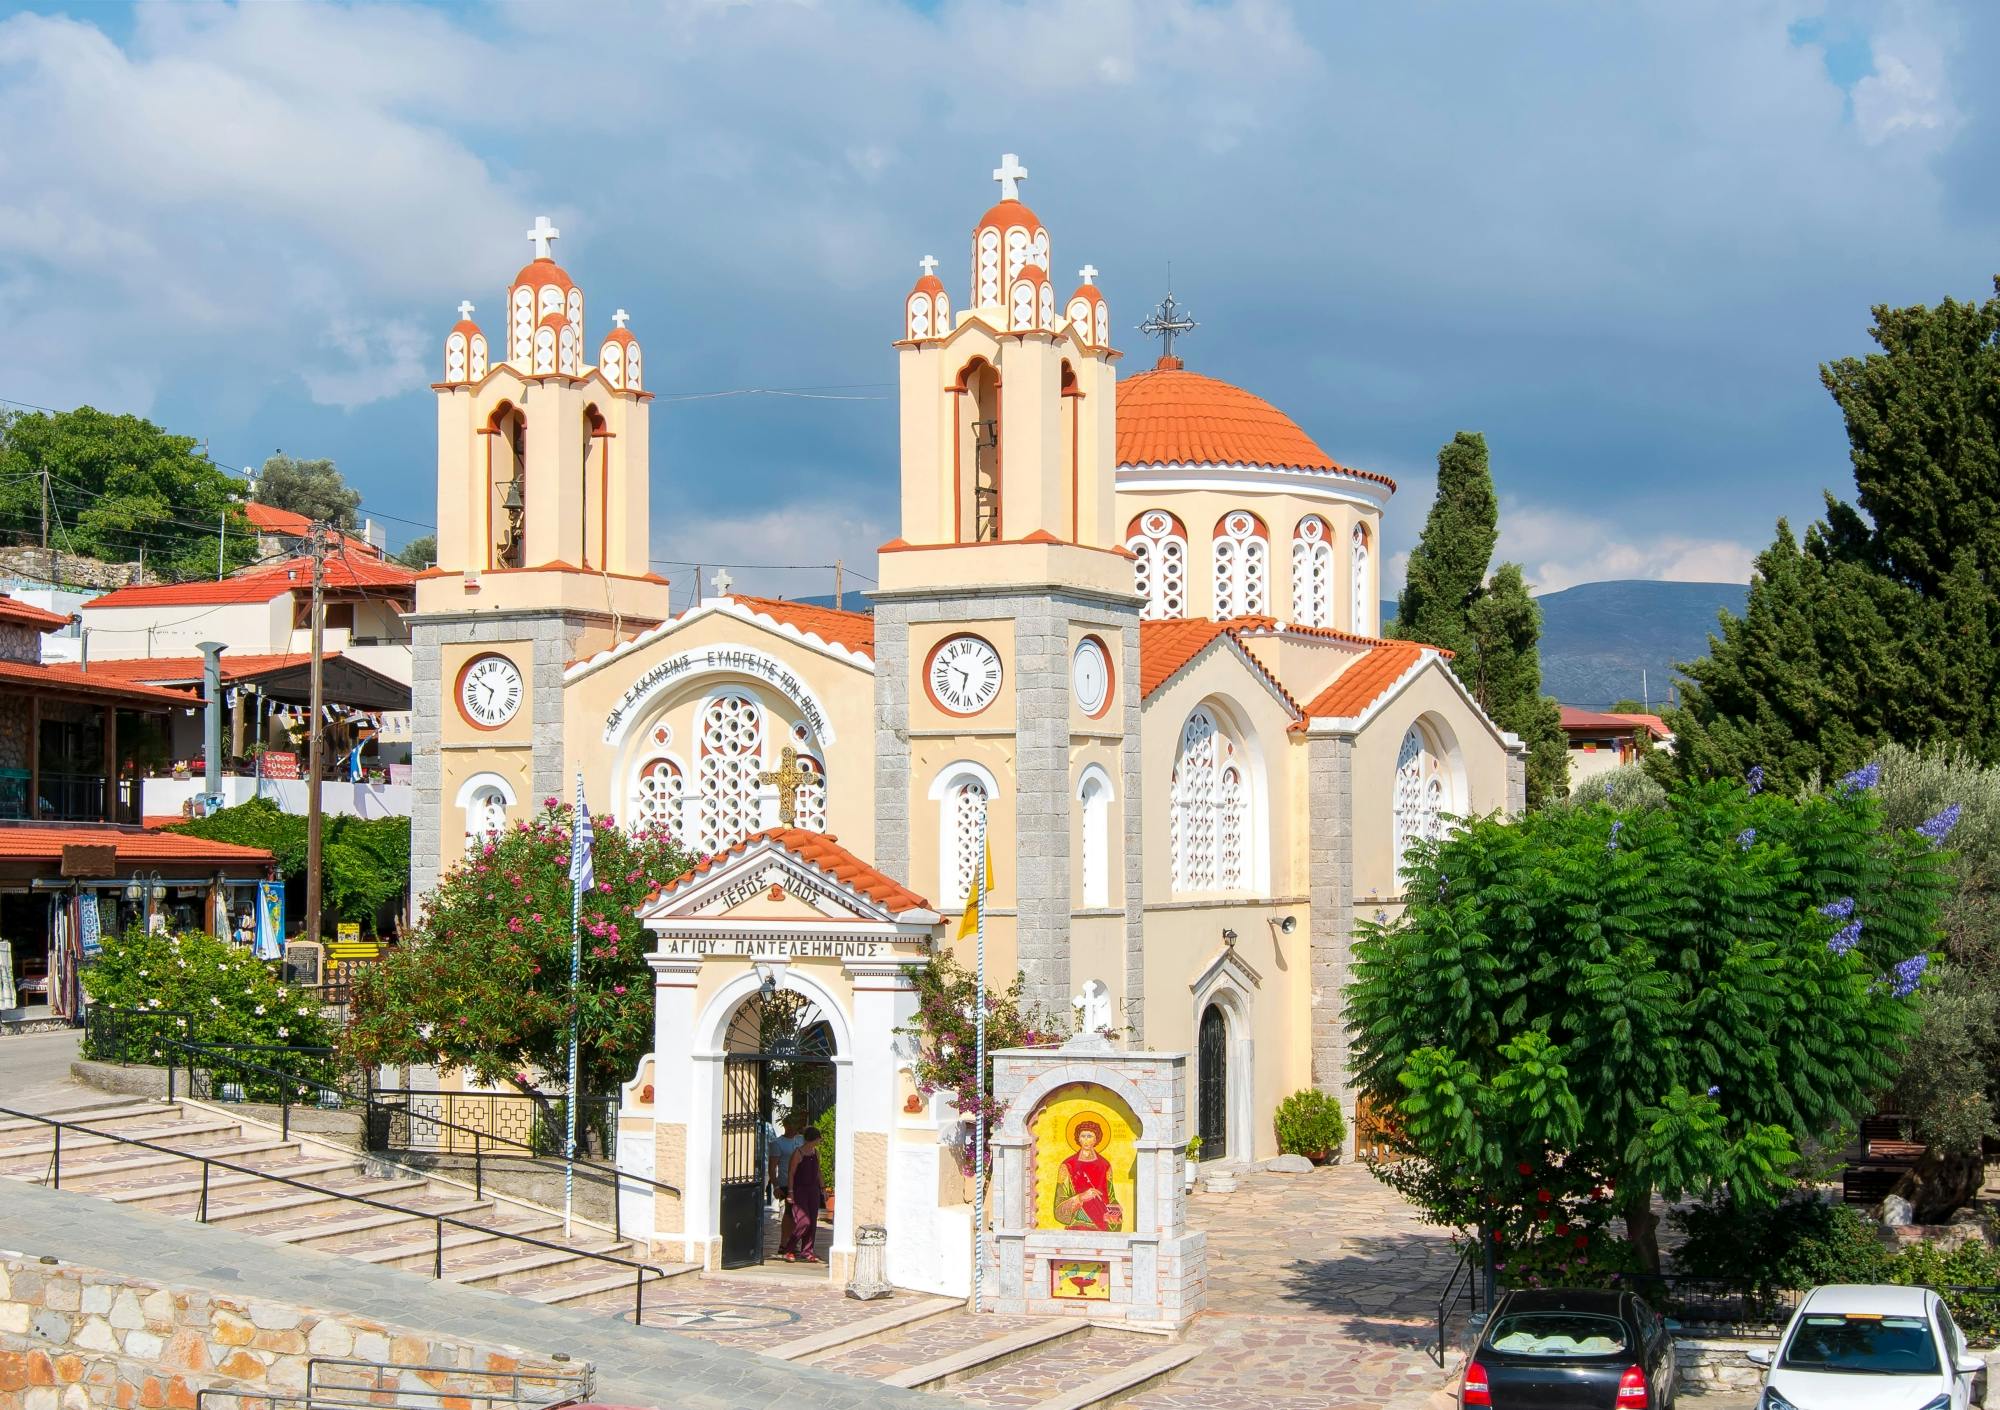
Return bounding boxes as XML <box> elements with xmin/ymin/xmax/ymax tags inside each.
<box><xmin>1349</xmin><ymin>771</ymin><xmax>1950</xmax><ymax>1271</ymax></box>
<box><xmin>342</xmin><ymin>799</ymin><xmax>688</xmax><ymax>1101</ymax></box>
<box><xmin>168</xmin><ymin>798</ymin><xmax>408</xmax><ymax>935</ymax></box>
<box><xmin>392</xmin><ymin>533</ymin><xmax>436</xmax><ymax>571</ymax></box>
<box><xmin>0</xmin><ymin>407</ymin><xmax>257</xmax><ymax>580</ymax></box>
<box><xmin>254</xmin><ymin>454</ymin><xmax>361</xmax><ymax>530</ymax></box>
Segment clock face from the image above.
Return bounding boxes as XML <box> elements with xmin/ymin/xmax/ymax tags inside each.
<box><xmin>458</xmin><ymin>653</ymin><xmax>523</xmax><ymax>729</ymax></box>
<box><xmin>927</xmin><ymin>634</ymin><xmax>1003</xmax><ymax>716</ymax></box>
<box><xmin>1073</xmin><ymin>637</ymin><xmax>1111</xmax><ymax>718</ymax></box>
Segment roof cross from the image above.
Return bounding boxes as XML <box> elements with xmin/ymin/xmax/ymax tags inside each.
<box><xmin>758</xmin><ymin>745</ymin><xmax>814</xmax><ymax>829</ymax></box>
<box><xmin>457</xmin><ymin>300</ymin><xmax>476</xmax><ymax>321</ymax></box>
<box><xmin>612</xmin><ymin>308</ymin><xmax>630</xmax><ymax>329</ymax></box>
<box><xmin>1138</xmin><ymin>285</ymin><xmax>1197</xmax><ymax>363</ymax></box>
<box><xmin>919</xmin><ymin>254</ymin><xmax>940</xmax><ymax>278</ymax></box>
<box><xmin>1079</xmin><ymin>264</ymin><xmax>1099</xmax><ymax>284</ymax></box>
<box><xmin>710</xmin><ymin>566</ymin><xmax>733</xmax><ymax>597</ymax></box>
<box><xmin>525</xmin><ymin>214</ymin><xmax>561</xmax><ymax>261</ymax></box>
<box><xmin>992</xmin><ymin>152</ymin><xmax>1028</xmax><ymax>203</ymax></box>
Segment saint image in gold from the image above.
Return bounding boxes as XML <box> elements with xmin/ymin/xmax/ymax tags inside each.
<box><xmin>1050</xmin><ymin>1112</ymin><xmax>1124</xmax><ymax>1232</ymax></box>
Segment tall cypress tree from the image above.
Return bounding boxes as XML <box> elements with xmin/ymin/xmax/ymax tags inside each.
<box><xmin>1394</xmin><ymin>432</ymin><xmax>1568</xmax><ymax>805</ymax></box>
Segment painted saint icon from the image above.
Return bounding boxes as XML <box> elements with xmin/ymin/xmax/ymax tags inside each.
<box><xmin>1051</xmin><ymin>1113</ymin><xmax>1124</xmax><ymax>1231</ymax></box>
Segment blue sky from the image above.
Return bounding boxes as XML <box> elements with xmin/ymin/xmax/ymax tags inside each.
<box><xmin>0</xmin><ymin>0</ymin><xmax>1989</xmax><ymax>603</ymax></box>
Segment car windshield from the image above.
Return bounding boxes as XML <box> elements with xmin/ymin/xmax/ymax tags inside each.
<box><xmin>1781</xmin><ymin>1314</ymin><xmax>1940</xmax><ymax>1376</ymax></box>
<box><xmin>1487</xmin><ymin>1311</ymin><xmax>1628</xmax><ymax>1357</ymax></box>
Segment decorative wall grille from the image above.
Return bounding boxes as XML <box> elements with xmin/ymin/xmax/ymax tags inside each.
<box><xmin>1292</xmin><ymin>516</ymin><xmax>1333</xmax><ymax>628</ymax></box>
<box><xmin>1127</xmin><ymin>510</ymin><xmax>1188</xmax><ymax>620</ymax></box>
<box><xmin>1212</xmin><ymin>511</ymin><xmax>1269</xmax><ymax>618</ymax></box>
<box><xmin>698</xmin><ymin>692</ymin><xmax>764</xmax><ymax>852</ymax></box>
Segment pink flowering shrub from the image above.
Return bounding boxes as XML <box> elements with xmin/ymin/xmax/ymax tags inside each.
<box><xmin>343</xmin><ymin>799</ymin><xmax>689</xmax><ymax>1113</ymax></box>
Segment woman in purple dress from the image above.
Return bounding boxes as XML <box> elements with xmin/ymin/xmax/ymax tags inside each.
<box><xmin>785</xmin><ymin>1127</ymin><xmax>825</xmax><ymax>1263</ymax></box>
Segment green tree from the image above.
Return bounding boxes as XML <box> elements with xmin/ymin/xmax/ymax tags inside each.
<box><xmin>254</xmin><ymin>454</ymin><xmax>361</xmax><ymax>530</ymax></box>
<box><xmin>1393</xmin><ymin>433</ymin><xmax>1567</xmax><ymax>806</ymax></box>
<box><xmin>1610</xmin><ymin>699</ymin><xmax>1647</xmax><ymax>714</ymax></box>
<box><xmin>1669</xmin><ymin>281</ymin><xmax>2000</xmax><ymax>787</ymax></box>
<box><xmin>342</xmin><ymin>799</ymin><xmax>689</xmax><ymax>1119</ymax></box>
<box><xmin>1348</xmin><ymin>773</ymin><xmax>1950</xmax><ymax>1273</ymax></box>
<box><xmin>0</xmin><ymin>407</ymin><xmax>257</xmax><ymax>580</ymax></box>
<box><xmin>392</xmin><ymin>533</ymin><xmax>436</xmax><ymax>570</ymax></box>
<box><xmin>168</xmin><ymin>798</ymin><xmax>409</xmax><ymax>935</ymax></box>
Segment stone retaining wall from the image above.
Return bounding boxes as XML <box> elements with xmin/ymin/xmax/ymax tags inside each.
<box><xmin>0</xmin><ymin>1253</ymin><xmax>575</xmax><ymax>1409</ymax></box>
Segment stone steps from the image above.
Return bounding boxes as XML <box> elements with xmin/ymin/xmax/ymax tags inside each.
<box><xmin>4</xmin><ymin>1137</ymin><xmax>291</xmax><ymax>1183</ymax></box>
<box><xmin>518</xmin><ymin>1262</ymin><xmax>702</xmax><ymax>1308</ymax></box>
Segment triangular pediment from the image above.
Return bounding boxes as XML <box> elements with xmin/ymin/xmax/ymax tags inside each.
<box><xmin>640</xmin><ymin>830</ymin><xmax>940</xmax><ymax>929</ymax></box>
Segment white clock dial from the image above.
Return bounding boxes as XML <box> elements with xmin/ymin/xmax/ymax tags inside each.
<box><xmin>458</xmin><ymin>653</ymin><xmax>523</xmax><ymax>728</ymax></box>
<box><xmin>927</xmin><ymin>634</ymin><xmax>1004</xmax><ymax>716</ymax></box>
<box><xmin>1072</xmin><ymin>637</ymin><xmax>1111</xmax><ymax>717</ymax></box>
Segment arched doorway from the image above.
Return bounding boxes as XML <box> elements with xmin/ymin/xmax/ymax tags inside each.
<box><xmin>1197</xmin><ymin>1003</ymin><xmax>1229</xmax><ymax>1162</ymax></box>
<box><xmin>719</xmin><ymin>987</ymin><xmax>837</xmax><ymax>1268</ymax></box>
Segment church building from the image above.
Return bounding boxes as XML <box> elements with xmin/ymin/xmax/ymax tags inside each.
<box><xmin>408</xmin><ymin>159</ymin><xmax>1523</xmax><ymax>1292</ymax></box>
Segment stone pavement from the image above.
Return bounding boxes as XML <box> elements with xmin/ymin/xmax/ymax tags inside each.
<box><xmin>0</xmin><ymin>1028</ymin><xmax>92</xmax><ymax>1115</ymax></box>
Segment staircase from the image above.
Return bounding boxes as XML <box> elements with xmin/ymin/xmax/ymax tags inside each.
<box><xmin>0</xmin><ymin>1095</ymin><xmax>698</xmax><ymax>1309</ymax></box>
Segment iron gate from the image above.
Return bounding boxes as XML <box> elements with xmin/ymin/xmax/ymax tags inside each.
<box><xmin>1197</xmin><ymin>1003</ymin><xmax>1228</xmax><ymax>1161</ymax></box>
<box><xmin>716</xmin><ymin>990</ymin><xmax>839</xmax><ymax>1268</ymax></box>
<box><xmin>718</xmin><ymin>1055</ymin><xmax>766</xmax><ymax>1268</ymax></box>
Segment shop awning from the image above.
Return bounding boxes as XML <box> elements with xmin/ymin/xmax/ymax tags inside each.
<box><xmin>59</xmin><ymin>653</ymin><xmax>411</xmax><ymax>714</ymax></box>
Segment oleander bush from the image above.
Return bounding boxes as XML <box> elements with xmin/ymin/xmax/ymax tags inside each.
<box><xmin>82</xmin><ymin>925</ymin><xmax>335</xmax><ymax>1058</ymax></box>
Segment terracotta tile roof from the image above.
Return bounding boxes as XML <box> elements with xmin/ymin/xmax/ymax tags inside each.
<box><xmin>0</xmin><ymin>595</ymin><xmax>73</xmax><ymax>633</ymax></box>
<box><xmin>82</xmin><ymin>554</ymin><xmax>414</xmax><ymax>609</ymax></box>
<box><xmin>243</xmin><ymin>503</ymin><xmax>384</xmax><ymax>556</ymax></box>
<box><xmin>1228</xmin><ymin>615</ymin><xmax>1454</xmax><ymax>658</ymax></box>
<box><xmin>1559</xmin><ymin>707</ymin><xmax>1671</xmax><ymax>740</ymax></box>
<box><xmin>59</xmin><ymin>653</ymin><xmax>335</xmax><ymax>687</ymax></box>
<box><xmin>1137</xmin><ymin>617</ymin><xmax>1303</xmax><ymax>715</ymax></box>
<box><xmin>656</xmin><ymin>827</ymin><xmax>932</xmax><ymax>917</ymax></box>
<box><xmin>0</xmin><ymin>825</ymin><xmax>272</xmax><ymax>865</ymax></box>
<box><xmin>0</xmin><ymin>660</ymin><xmax>201</xmax><ymax>708</ymax></box>
<box><xmin>1117</xmin><ymin>366</ymin><xmax>1396</xmax><ymax>489</ymax></box>
<box><xmin>1298</xmin><ymin>642</ymin><xmax>1428</xmax><ymax>721</ymax></box>
<box><xmin>728</xmin><ymin>596</ymin><xmax>875</xmax><ymax>658</ymax></box>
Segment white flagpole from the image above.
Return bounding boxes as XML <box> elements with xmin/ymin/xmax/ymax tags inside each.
<box><xmin>973</xmin><ymin>808</ymin><xmax>988</xmax><ymax>1314</ymax></box>
<box><xmin>563</xmin><ymin>775</ymin><xmax>585</xmax><ymax>1240</ymax></box>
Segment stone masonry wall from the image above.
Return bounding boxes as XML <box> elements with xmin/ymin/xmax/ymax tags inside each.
<box><xmin>1306</xmin><ymin>733</ymin><xmax>1355</xmax><ymax>1110</ymax></box>
<box><xmin>0</xmin><ymin>1254</ymin><xmax>573</xmax><ymax>1410</ymax></box>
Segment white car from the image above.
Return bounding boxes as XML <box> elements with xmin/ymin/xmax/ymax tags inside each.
<box><xmin>1749</xmin><ymin>1284</ymin><xmax>1985</xmax><ymax>1410</ymax></box>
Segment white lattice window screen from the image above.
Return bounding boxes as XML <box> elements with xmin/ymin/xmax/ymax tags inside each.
<box><xmin>1080</xmin><ymin>776</ymin><xmax>1109</xmax><ymax>908</ymax></box>
<box><xmin>946</xmin><ymin>779</ymin><xmax>990</xmax><ymax>908</ymax></box>
<box><xmin>1292</xmin><ymin>517</ymin><xmax>1333</xmax><ymax>628</ymax></box>
<box><xmin>1171</xmin><ymin>711</ymin><xmax>1220</xmax><ymax>893</ymax></box>
<box><xmin>1219</xmin><ymin>764</ymin><xmax>1247</xmax><ymax>889</ymax></box>
<box><xmin>463</xmin><ymin>787</ymin><xmax>507</xmax><ymax>854</ymax></box>
<box><xmin>698</xmin><ymin>693</ymin><xmax>764</xmax><ymax>852</ymax></box>
<box><xmin>1393</xmin><ymin>726</ymin><xmax>1450</xmax><ymax>878</ymax></box>
<box><xmin>1352</xmin><ymin>523</ymin><xmax>1371</xmax><ymax>634</ymax></box>
<box><xmin>795</xmin><ymin>755</ymin><xmax>828</xmax><ymax>833</ymax></box>
<box><xmin>1212</xmin><ymin>512</ymin><xmax>1268</xmax><ymax>618</ymax></box>
<box><xmin>1126</xmin><ymin>512</ymin><xmax>1187</xmax><ymax>620</ymax></box>
<box><xmin>631</xmin><ymin>759</ymin><xmax>685</xmax><ymax>836</ymax></box>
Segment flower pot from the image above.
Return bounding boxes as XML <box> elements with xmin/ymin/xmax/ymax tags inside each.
<box><xmin>1184</xmin><ymin>1158</ymin><xmax>1197</xmax><ymax>1191</ymax></box>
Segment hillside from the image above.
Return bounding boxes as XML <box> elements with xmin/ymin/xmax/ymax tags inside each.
<box><xmin>1530</xmin><ymin>580</ymin><xmax>1747</xmax><ymax>709</ymax></box>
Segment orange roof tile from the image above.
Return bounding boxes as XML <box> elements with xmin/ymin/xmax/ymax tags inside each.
<box><xmin>58</xmin><ymin>653</ymin><xmax>338</xmax><ymax>687</ymax></box>
<box><xmin>1298</xmin><ymin>642</ymin><xmax>1427</xmax><ymax>721</ymax></box>
<box><xmin>1559</xmin><ymin>707</ymin><xmax>1671</xmax><ymax>740</ymax></box>
<box><xmin>0</xmin><ymin>825</ymin><xmax>271</xmax><ymax>865</ymax></box>
<box><xmin>1137</xmin><ymin>617</ymin><xmax>1303</xmax><ymax>715</ymax></box>
<box><xmin>0</xmin><ymin>660</ymin><xmax>201</xmax><ymax>708</ymax></box>
<box><xmin>657</xmin><ymin>827</ymin><xmax>932</xmax><ymax>916</ymax></box>
<box><xmin>729</xmin><ymin>596</ymin><xmax>875</xmax><ymax>658</ymax></box>
<box><xmin>82</xmin><ymin>554</ymin><xmax>413</xmax><ymax>609</ymax></box>
<box><xmin>1117</xmin><ymin>366</ymin><xmax>1396</xmax><ymax>489</ymax></box>
<box><xmin>0</xmin><ymin>595</ymin><xmax>72</xmax><ymax>633</ymax></box>
<box><xmin>242</xmin><ymin>503</ymin><xmax>384</xmax><ymax>556</ymax></box>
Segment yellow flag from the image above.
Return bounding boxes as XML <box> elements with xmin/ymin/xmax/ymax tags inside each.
<box><xmin>955</xmin><ymin>837</ymin><xmax>992</xmax><ymax>943</ymax></box>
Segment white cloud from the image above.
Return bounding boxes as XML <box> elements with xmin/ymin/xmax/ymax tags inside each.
<box><xmin>650</xmin><ymin>499</ymin><xmax>892</xmax><ymax>609</ymax></box>
<box><xmin>1497</xmin><ymin>502</ymin><xmax>1757</xmax><ymax>596</ymax></box>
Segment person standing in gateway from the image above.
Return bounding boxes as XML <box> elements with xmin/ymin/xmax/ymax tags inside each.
<box><xmin>785</xmin><ymin>1127</ymin><xmax>825</xmax><ymax>1264</ymax></box>
<box><xmin>769</xmin><ymin>1113</ymin><xmax>804</xmax><ymax>1257</ymax></box>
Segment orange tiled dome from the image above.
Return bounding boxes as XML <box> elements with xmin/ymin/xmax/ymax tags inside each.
<box><xmin>1117</xmin><ymin>365</ymin><xmax>1395</xmax><ymax>489</ymax></box>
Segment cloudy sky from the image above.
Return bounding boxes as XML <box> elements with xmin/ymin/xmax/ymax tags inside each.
<box><xmin>0</xmin><ymin>0</ymin><xmax>1990</xmax><ymax>602</ymax></box>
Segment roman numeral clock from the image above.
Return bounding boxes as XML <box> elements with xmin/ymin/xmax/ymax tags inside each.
<box><xmin>927</xmin><ymin>633</ymin><xmax>1003</xmax><ymax>716</ymax></box>
<box><xmin>457</xmin><ymin>652</ymin><xmax>523</xmax><ymax>729</ymax></box>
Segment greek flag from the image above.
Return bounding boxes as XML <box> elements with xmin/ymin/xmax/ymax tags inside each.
<box><xmin>569</xmin><ymin>774</ymin><xmax>595</xmax><ymax>895</ymax></box>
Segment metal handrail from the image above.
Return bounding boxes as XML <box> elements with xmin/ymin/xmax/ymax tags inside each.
<box><xmin>1432</xmin><ymin>1242</ymin><xmax>1482</xmax><ymax>1367</ymax></box>
<box><xmin>195</xmin><ymin>1355</ymin><xmax>593</xmax><ymax>1410</ymax></box>
<box><xmin>1</xmin><ymin>1102</ymin><xmax>669</xmax><ymax>1324</ymax></box>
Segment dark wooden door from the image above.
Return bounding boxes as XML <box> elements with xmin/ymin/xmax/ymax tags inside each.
<box><xmin>719</xmin><ymin>1056</ymin><xmax>766</xmax><ymax>1268</ymax></box>
<box><xmin>1198</xmin><ymin>1004</ymin><xmax>1228</xmax><ymax>1161</ymax></box>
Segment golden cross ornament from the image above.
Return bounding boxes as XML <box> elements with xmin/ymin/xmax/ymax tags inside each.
<box><xmin>759</xmin><ymin>745</ymin><xmax>812</xmax><ymax>827</ymax></box>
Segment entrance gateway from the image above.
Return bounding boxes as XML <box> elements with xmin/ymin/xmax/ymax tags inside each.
<box><xmin>612</xmin><ymin>829</ymin><xmax>974</xmax><ymax>1294</ymax></box>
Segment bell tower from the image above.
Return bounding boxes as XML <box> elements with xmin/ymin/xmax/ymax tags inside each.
<box><xmin>875</xmin><ymin>157</ymin><xmax>1147</xmax><ymax>1032</ymax></box>
<box><xmin>410</xmin><ymin>216</ymin><xmax>675</xmax><ymax>903</ymax></box>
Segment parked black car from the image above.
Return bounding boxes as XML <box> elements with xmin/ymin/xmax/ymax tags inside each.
<box><xmin>1461</xmin><ymin>1288</ymin><xmax>1678</xmax><ymax>1409</ymax></box>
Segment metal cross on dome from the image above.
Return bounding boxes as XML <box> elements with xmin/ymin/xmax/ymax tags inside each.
<box><xmin>992</xmin><ymin>153</ymin><xmax>1028</xmax><ymax>202</ymax></box>
<box><xmin>1139</xmin><ymin>285</ymin><xmax>1197</xmax><ymax>362</ymax></box>
<box><xmin>526</xmin><ymin>215</ymin><xmax>561</xmax><ymax>261</ymax></box>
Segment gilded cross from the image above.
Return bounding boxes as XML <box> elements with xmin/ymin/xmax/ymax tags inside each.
<box><xmin>526</xmin><ymin>214</ymin><xmax>561</xmax><ymax>260</ymax></box>
<box><xmin>759</xmin><ymin>746</ymin><xmax>812</xmax><ymax>828</ymax></box>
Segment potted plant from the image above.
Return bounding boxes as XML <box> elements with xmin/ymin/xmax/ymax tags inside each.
<box><xmin>1184</xmin><ymin>1136</ymin><xmax>1203</xmax><ymax>1191</ymax></box>
<box><xmin>1274</xmin><ymin>1088</ymin><xmax>1347</xmax><ymax>1165</ymax></box>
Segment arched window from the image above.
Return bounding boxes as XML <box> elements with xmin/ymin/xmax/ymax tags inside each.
<box><xmin>1170</xmin><ymin>708</ymin><xmax>1250</xmax><ymax>893</ymax></box>
<box><xmin>456</xmin><ymin>772</ymin><xmax>516</xmax><ymax>854</ymax></box>
<box><xmin>954</xmin><ymin>358</ymin><xmax>1002</xmax><ymax>543</ymax></box>
<box><xmin>698</xmin><ymin>692</ymin><xmax>763</xmax><ymax>852</ymax></box>
<box><xmin>1352</xmin><ymin>522</ymin><xmax>1371</xmax><ymax>634</ymax></box>
<box><xmin>581</xmin><ymin>405</ymin><xmax>608</xmax><ymax>570</ymax></box>
<box><xmin>630</xmin><ymin>757</ymin><xmax>685</xmax><ymax>837</ymax></box>
<box><xmin>1126</xmin><ymin>510</ymin><xmax>1187</xmax><ymax>620</ymax></box>
<box><xmin>1291</xmin><ymin>516</ymin><xmax>1333</xmax><ymax>628</ymax></box>
<box><xmin>1078</xmin><ymin>765</ymin><xmax>1113</xmax><ymax>908</ymax></box>
<box><xmin>1212</xmin><ymin>511</ymin><xmax>1269</xmax><ymax>618</ymax></box>
<box><xmin>486</xmin><ymin>403</ymin><xmax>526</xmax><ymax>570</ymax></box>
<box><xmin>1393</xmin><ymin>723</ymin><xmax>1453</xmax><ymax>879</ymax></box>
<box><xmin>931</xmin><ymin>763</ymin><xmax>997</xmax><ymax>908</ymax></box>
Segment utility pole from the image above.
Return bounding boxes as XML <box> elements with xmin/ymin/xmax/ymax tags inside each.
<box><xmin>305</xmin><ymin>522</ymin><xmax>329</xmax><ymax>945</ymax></box>
<box><xmin>218</xmin><ymin>509</ymin><xmax>227</xmax><ymax>580</ymax></box>
<box><xmin>40</xmin><ymin>465</ymin><xmax>51</xmax><ymax>587</ymax></box>
<box><xmin>834</xmin><ymin>557</ymin><xmax>844</xmax><ymax>612</ymax></box>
